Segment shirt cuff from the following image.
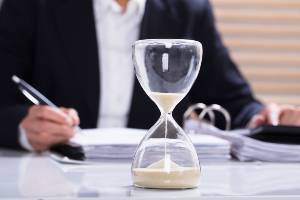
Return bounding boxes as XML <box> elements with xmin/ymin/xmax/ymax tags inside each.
<box><xmin>18</xmin><ymin>125</ymin><xmax>34</xmax><ymax>151</ymax></box>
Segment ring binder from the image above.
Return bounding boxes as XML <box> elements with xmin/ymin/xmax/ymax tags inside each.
<box><xmin>184</xmin><ymin>103</ymin><xmax>231</xmax><ymax>130</ymax></box>
<box><xmin>183</xmin><ymin>105</ymin><xmax>300</xmax><ymax>162</ymax></box>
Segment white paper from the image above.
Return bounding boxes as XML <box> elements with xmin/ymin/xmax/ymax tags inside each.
<box><xmin>70</xmin><ymin>128</ymin><xmax>231</xmax><ymax>161</ymax></box>
<box><xmin>186</xmin><ymin>121</ymin><xmax>300</xmax><ymax>162</ymax></box>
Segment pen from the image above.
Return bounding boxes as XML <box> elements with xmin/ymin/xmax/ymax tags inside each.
<box><xmin>11</xmin><ymin>75</ymin><xmax>82</xmax><ymax>133</ymax></box>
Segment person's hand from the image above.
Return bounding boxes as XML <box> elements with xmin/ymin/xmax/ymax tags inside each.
<box><xmin>20</xmin><ymin>105</ymin><xmax>80</xmax><ymax>152</ymax></box>
<box><xmin>279</xmin><ymin>105</ymin><xmax>300</xmax><ymax>126</ymax></box>
<box><xmin>248</xmin><ymin>103</ymin><xmax>300</xmax><ymax>128</ymax></box>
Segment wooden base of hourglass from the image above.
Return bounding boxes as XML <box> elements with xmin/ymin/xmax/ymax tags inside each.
<box><xmin>131</xmin><ymin>92</ymin><xmax>201</xmax><ymax>189</ymax></box>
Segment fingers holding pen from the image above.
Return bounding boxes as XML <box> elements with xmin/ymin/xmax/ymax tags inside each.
<box><xmin>60</xmin><ymin>107</ymin><xmax>80</xmax><ymax>126</ymax></box>
<box><xmin>21</xmin><ymin>105</ymin><xmax>80</xmax><ymax>151</ymax></box>
<box><xmin>28</xmin><ymin>105</ymin><xmax>73</xmax><ymax>126</ymax></box>
<box><xmin>23</xmin><ymin>119</ymin><xmax>75</xmax><ymax>138</ymax></box>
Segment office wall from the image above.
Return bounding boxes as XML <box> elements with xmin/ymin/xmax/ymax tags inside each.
<box><xmin>212</xmin><ymin>0</ymin><xmax>300</xmax><ymax>105</ymax></box>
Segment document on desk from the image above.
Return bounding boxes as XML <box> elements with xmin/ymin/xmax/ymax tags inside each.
<box><xmin>185</xmin><ymin>120</ymin><xmax>300</xmax><ymax>162</ymax></box>
<box><xmin>70</xmin><ymin>128</ymin><xmax>231</xmax><ymax>161</ymax></box>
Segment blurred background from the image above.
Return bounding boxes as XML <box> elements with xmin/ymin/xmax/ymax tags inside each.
<box><xmin>0</xmin><ymin>0</ymin><xmax>299</xmax><ymax>105</ymax></box>
<box><xmin>211</xmin><ymin>0</ymin><xmax>300</xmax><ymax>105</ymax></box>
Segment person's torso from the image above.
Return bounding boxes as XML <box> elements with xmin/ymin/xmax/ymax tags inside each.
<box><xmin>31</xmin><ymin>0</ymin><xmax>207</xmax><ymax>129</ymax></box>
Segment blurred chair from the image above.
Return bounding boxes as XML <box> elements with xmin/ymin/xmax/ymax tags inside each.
<box><xmin>212</xmin><ymin>0</ymin><xmax>300</xmax><ymax>105</ymax></box>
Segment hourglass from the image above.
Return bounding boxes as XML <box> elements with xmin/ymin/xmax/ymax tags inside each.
<box><xmin>131</xmin><ymin>39</ymin><xmax>203</xmax><ymax>189</ymax></box>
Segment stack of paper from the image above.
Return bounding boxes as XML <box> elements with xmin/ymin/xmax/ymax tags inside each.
<box><xmin>186</xmin><ymin>121</ymin><xmax>300</xmax><ymax>162</ymax></box>
<box><xmin>70</xmin><ymin>128</ymin><xmax>231</xmax><ymax>161</ymax></box>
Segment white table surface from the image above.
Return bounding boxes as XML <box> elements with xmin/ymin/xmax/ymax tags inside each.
<box><xmin>0</xmin><ymin>150</ymin><xmax>300</xmax><ymax>200</ymax></box>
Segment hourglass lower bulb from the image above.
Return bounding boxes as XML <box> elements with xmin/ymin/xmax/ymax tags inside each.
<box><xmin>131</xmin><ymin>39</ymin><xmax>203</xmax><ymax>189</ymax></box>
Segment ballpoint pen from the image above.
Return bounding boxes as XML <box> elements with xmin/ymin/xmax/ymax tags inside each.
<box><xmin>11</xmin><ymin>75</ymin><xmax>82</xmax><ymax>133</ymax></box>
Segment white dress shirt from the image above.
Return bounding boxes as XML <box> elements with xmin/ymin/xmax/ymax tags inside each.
<box><xmin>93</xmin><ymin>0</ymin><xmax>146</xmax><ymax>128</ymax></box>
<box><xmin>19</xmin><ymin>0</ymin><xmax>146</xmax><ymax>150</ymax></box>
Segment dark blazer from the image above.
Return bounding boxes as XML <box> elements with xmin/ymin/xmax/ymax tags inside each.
<box><xmin>0</xmin><ymin>0</ymin><xmax>263</xmax><ymax>149</ymax></box>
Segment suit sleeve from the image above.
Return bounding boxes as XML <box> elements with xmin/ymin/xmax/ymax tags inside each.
<box><xmin>0</xmin><ymin>0</ymin><xmax>36</xmax><ymax>149</ymax></box>
<box><xmin>191</xmin><ymin>0</ymin><xmax>264</xmax><ymax>128</ymax></box>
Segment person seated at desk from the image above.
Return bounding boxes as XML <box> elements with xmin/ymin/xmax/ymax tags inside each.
<box><xmin>0</xmin><ymin>0</ymin><xmax>299</xmax><ymax>152</ymax></box>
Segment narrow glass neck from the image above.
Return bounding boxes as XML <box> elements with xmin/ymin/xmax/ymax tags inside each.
<box><xmin>158</xmin><ymin>105</ymin><xmax>175</xmax><ymax>116</ymax></box>
<box><xmin>160</xmin><ymin>112</ymin><xmax>172</xmax><ymax>119</ymax></box>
